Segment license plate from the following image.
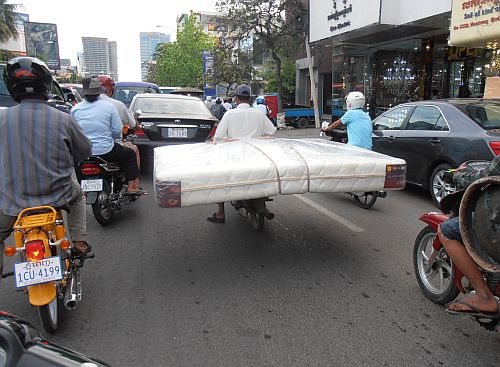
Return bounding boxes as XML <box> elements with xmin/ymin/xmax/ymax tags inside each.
<box><xmin>166</xmin><ymin>128</ymin><xmax>188</xmax><ymax>138</ymax></box>
<box><xmin>81</xmin><ymin>179</ymin><xmax>103</xmax><ymax>192</ymax></box>
<box><xmin>14</xmin><ymin>257</ymin><xmax>63</xmax><ymax>288</ymax></box>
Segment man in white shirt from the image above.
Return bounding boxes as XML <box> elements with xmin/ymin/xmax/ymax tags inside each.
<box><xmin>99</xmin><ymin>75</ymin><xmax>141</xmax><ymax>171</ymax></box>
<box><xmin>208</xmin><ymin>84</ymin><xmax>276</xmax><ymax>223</ymax></box>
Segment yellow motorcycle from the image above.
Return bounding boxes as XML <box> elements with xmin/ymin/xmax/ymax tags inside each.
<box><xmin>2</xmin><ymin>206</ymin><xmax>91</xmax><ymax>332</ymax></box>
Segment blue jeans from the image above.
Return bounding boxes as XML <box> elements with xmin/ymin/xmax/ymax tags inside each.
<box><xmin>440</xmin><ymin>216</ymin><xmax>462</xmax><ymax>242</ymax></box>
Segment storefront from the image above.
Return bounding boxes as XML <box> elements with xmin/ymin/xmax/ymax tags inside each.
<box><xmin>303</xmin><ymin>0</ymin><xmax>500</xmax><ymax>118</ymax></box>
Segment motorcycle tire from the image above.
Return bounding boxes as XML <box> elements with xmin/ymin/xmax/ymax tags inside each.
<box><xmin>249</xmin><ymin>210</ymin><xmax>265</xmax><ymax>232</ymax></box>
<box><xmin>353</xmin><ymin>192</ymin><xmax>377</xmax><ymax>209</ymax></box>
<box><xmin>38</xmin><ymin>296</ymin><xmax>62</xmax><ymax>333</ymax></box>
<box><xmin>92</xmin><ymin>181</ymin><xmax>113</xmax><ymax>226</ymax></box>
<box><xmin>413</xmin><ymin>226</ymin><xmax>460</xmax><ymax>304</ymax></box>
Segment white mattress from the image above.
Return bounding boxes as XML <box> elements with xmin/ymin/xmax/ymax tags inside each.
<box><xmin>154</xmin><ymin>138</ymin><xmax>406</xmax><ymax>208</ymax></box>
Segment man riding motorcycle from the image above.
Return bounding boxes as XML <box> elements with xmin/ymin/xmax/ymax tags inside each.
<box><xmin>0</xmin><ymin>57</ymin><xmax>93</xmax><ymax>282</ymax></box>
<box><xmin>438</xmin><ymin>155</ymin><xmax>500</xmax><ymax>317</ymax></box>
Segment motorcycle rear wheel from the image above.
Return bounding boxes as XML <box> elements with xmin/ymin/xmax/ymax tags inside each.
<box><xmin>353</xmin><ymin>192</ymin><xmax>377</xmax><ymax>209</ymax></box>
<box><xmin>38</xmin><ymin>296</ymin><xmax>62</xmax><ymax>333</ymax></box>
<box><xmin>249</xmin><ymin>210</ymin><xmax>265</xmax><ymax>232</ymax></box>
<box><xmin>92</xmin><ymin>184</ymin><xmax>113</xmax><ymax>226</ymax></box>
<box><xmin>413</xmin><ymin>226</ymin><xmax>460</xmax><ymax>304</ymax></box>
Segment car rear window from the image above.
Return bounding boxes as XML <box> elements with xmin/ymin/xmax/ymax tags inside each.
<box><xmin>453</xmin><ymin>101</ymin><xmax>500</xmax><ymax>130</ymax></box>
<box><xmin>134</xmin><ymin>97</ymin><xmax>212</xmax><ymax>116</ymax></box>
<box><xmin>114</xmin><ymin>87</ymin><xmax>158</xmax><ymax>103</ymax></box>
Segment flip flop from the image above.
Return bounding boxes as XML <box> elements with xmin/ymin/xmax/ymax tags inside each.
<box><xmin>446</xmin><ymin>301</ymin><xmax>500</xmax><ymax>319</ymax></box>
<box><xmin>207</xmin><ymin>213</ymin><xmax>225</xmax><ymax>223</ymax></box>
<box><xmin>125</xmin><ymin>189</ymin><xmax>147</xmax><ymax>196</ymax></box>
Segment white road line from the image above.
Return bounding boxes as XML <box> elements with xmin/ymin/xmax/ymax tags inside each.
<box><xmin>293</xmin><ymin>194</ymin><xmax>365</xmax><ymax>233</ymax></box>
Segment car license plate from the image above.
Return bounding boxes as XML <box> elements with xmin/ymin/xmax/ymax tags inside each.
<box><xmin>167</xmin><ymin>128</ymin><xmax>188</xmax><ymax>138</ymax></box>
<box><xmin>14</xmin><ymin>257</ymin><xmax>63</xmax><ymax>288</ymax></box>
<box><xmin>81</xmin><ymin>179</ymin><xmax>103</xmax><ymax>192</ymax></box>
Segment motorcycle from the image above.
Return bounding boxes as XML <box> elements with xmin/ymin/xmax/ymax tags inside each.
<box><xmin>231</xmin><ymin>198</ymin><xmax>274</xmax><ymax>232</ymax></box>
<box><xmin>1</xmin><ymin>206</ymin><xmax>91</xmax><ymax>332</ymax></box>
<box><xmin>78</xmin><ymin>156</ymin><xmax>141</xmax><ymax>226</ymax></box>
<box><xmin>413</xmin><ymin>162</ymin><xmax>500</xmax><ymax>331</ymax></box>
<box><xmin>326</xmin><ymin>126</ymin><xmax>386</xmax><ymax>209</ymax></box>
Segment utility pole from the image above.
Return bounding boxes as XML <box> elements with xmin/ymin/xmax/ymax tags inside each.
<box><xmin>305</xmin><ymin>36</ymin><xmax>320</xmax><ymax>128</ymax></box>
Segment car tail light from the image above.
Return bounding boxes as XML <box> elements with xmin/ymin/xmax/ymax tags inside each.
<box><xmin>489</xmin><ymin>141</ymin><xmax>500</xmax><ymax>155</ymax></box>
<box><xmin>25</xmin><ymin>240</ymin><xmax>45</xmax><ymax>262</ymax></box>
<box><xmin>80</xmin><ymin>163</ymin><xmax>102</xmax><ymax>175</ymax></box>
<box><xmin>208</xmin><ymin>123</ymin><xmax>218</xmax><ymax>140</ymax></box>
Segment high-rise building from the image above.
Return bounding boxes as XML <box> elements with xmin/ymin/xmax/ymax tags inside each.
<box><xmin>81</xmin><ymin>37</ymin><xmax>119</xmax><ymax>80</ymax></box>
<box><xmin>140</xmin><ymin>32</ymin><xmax>170</xmax><ymax>81</ymax></box>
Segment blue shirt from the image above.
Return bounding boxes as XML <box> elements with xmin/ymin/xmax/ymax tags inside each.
<box><xmin>71</xmin><ymin>98</ymin><xmax>122</xmax><ymax>155</ymax></box>
<box><xmin>340</xmin><ymin>109</ymin><xmax>373</xmax><ymax>150</ymax></box>
<box><xmin>0</xmin><ymin>100</ymin><xmax>91</xmax><ymax>216</ymax></box>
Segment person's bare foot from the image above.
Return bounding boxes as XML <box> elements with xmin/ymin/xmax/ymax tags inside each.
<box><xmin>448</xmin><ymin>295</ymin><xmax>499</xmax><ymax>314</ymax></box>
<box><xmin>73</xmin><ymin>241</ymin><xmax>92</xmax><ymax>254</ymax></box>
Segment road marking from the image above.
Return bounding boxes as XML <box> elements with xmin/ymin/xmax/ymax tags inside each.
<box><xmin>293</xmin><ymin>194</ymin><xmax>365</xmax><ymax>233</ymax></box>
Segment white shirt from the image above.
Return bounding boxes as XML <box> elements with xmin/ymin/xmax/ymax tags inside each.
<box><xmin>214</xmin><ymin>103</ymin><xmax>277</xmax><ymax>140</ymax></box>
<box><xmin>254</xmin><ymin>104</ymin><xmax>269</xmax><ymax>115</ymax></box>
<box><xmin>100</xmin><ymin>94</ymin><xmax>136</xmax><ymax>128</ymax></box>
<box><xmin>223</xmin><ymin>102</ymin><xmax>232</xmax><ymax>111</ymax></box>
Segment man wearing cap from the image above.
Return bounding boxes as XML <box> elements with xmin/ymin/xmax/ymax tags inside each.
<box><xmin>207</xmin><ymin>84</ymin><xmax>276</xmax><ymax>223</ymax></box>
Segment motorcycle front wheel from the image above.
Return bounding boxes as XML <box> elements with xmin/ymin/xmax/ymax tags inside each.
<box><xmin>249</xmin><ymin>210</ymin><xmax>265</xmax><ymax>232</ymax></box>
<box><xmin>38</xmin><ymin>296</ymin><xmax>62</xmax><ymax>333</ymax></box>
<box><xmin>413</xmin><ymin>226</ymin><xmax>460</xmax><ymax>304</ymax></box>
<box><xmin>92</xmin><ymin>185</ymin><xmax>113</xmax><ymax>226</ymax></box>
<box><xmin>353</xmin><ymin>192</ymin><xmax>377</xmax><ymax>209</ymax></box>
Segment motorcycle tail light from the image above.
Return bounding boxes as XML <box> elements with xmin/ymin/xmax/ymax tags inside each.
<box><xmin>59</xmin><ymin>239</ymin><xmax>70</xmax><ymax>250</ymax></box>
<box><xmin>489</xmin><ymin>141</ymin><xmax>500</xmax><ymax>155</ymax></box>
<box><xmin>4</xmin><ymin>246</ymin><xmax>16</xmax><ymax>257</ymax></box>
<box><xmin>25</xmin><ymin>240</ymin><xmax>45</xmax><ymax>262</ymax></box>
<box><xmin>134</xmin><ymin>128</ymin><xmax>145</xmax><ymax>136</ymax></box>
<box><xmin>81</xmin><ymin>163</ymin><xmax>102</xmax><ymax>175</ymax></box>
<box><xmin>208</xmin><ymin>123</ymin><xmax>218</xmax><ymax>140</ymax></box>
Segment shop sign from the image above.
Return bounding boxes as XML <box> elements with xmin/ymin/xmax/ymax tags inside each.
<box><xmin>448</xmin><ymin>46</ymin><xmax>479</xmax><ymax>59</ymax></box>
<box><xmin>310</xmin><ymin>0</ymin><xmax>381</xmax><ymax>43</ymax></box>
<box><xmin>450</xmin><ymin>0</ymin><xmax>500</xmax><ymax>47</ymax></box>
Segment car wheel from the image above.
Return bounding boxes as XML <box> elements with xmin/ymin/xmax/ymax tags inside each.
<box><xmin>430</xmin><ymin>163</ymin><xmax>456</xmax><ymax>207</ymax></box>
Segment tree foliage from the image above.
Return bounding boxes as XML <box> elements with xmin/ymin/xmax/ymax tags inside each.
<box><xmin>216</xmin><ymin>0</ymin><xmax>305</xmax><ymax>104</ymax></box>
<box><xmin>261</xmin><ymin>58</ymin><xmax>296</xmax><ymax>103</ymax></box>
<box><xmin>0</xmin><ymin>0</ymin><xmax>17</xmax><ymax>43</ymax></box>
<box><xmin>212</xmin><ymin>38</ymin><xmax>254</xmax><ymax>92</ymax></box>
<box><xmin>154</xmin><ymin>14</ymin><xmax>214</xmax><ymax>88</ymax></box>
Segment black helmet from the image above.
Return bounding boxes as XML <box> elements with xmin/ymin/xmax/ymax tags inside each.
<box><xmin>3</xmin><ymin>57</ymin><xmax>52</xmax><ymax>102</ymax></box>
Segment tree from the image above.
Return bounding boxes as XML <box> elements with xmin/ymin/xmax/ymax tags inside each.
<box><xmin>0</xmin><ymin>0</ymin><xmax>18</xmax><ymax>43</ymax></box>
<box><xmin>261</xmin><ymin>58</ymin><xmax>296</xmax><ymax>103</ymax></box>
<box><xmin>216</xmin><ymin>0</ymin><xmax>305</xmax><ymax>106</ymax></box>
<box><xmin>154</xmin><ymin>14</ymin><xmax>214</xmax><ymax>88</ymax></box>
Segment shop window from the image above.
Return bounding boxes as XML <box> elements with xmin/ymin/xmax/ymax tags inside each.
<box><xmin>373</xmin><ymin>106</ymin><xmax>412</xmax><ymax>131</ymax></box>
<box><xmin>406</xmin><ymin>106</ymin><xmax>443</xmax><ymax>131</ymax></box>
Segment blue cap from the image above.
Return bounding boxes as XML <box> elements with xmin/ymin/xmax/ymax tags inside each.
<box><xmin>235</xmin><ymin>84</ymin><xmax>251</xmax><ymax>97</ymax></box>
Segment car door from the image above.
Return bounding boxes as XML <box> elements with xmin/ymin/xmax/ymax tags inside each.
<box><xmin>372</xmin><ymin>105</ymin><xmax>414</xmax><ymax>158</ymax></box>
<box><xmin>393</xmin><ymin>106</ymin><xmax>450</xmax><ymax>184</ymax></box>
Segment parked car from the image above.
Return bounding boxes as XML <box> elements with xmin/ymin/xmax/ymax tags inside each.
<box><xmin>0</xmin><ymin>63</ymin><xmax>73</xmax><ymax>113</ymax></box>
<box><xmin>113</xmin><ymin>81</ymin><xmax>161</xmax><ymax>107</ymax></box>
<box><xmin>129</xmin><ymin>93</ymin><xmax>218</xmax><ymax>148</ymax></box>
<box><xmin>0</xmin><ymin>311</ymin><xmax>109</xmax><ymax>366</ymax></box>
<box><xmin>372</xmin><ymin>99</ymin><xmax>500</xmax><ymax>205</ymax></box>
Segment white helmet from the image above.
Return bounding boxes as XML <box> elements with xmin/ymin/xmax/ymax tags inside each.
<box><xmin>345</xmin><ymin>92</ymin><xmax>365</xmax><ymax>110</ymax></box>
<box><xmin>206</xmin><ymin>96</ymin><xmax>212</xmax><ymax>101</ymax></box>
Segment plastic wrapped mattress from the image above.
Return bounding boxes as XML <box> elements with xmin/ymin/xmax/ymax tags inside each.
<box><xmin>154</xmin><ymin>138</ymin><xmax>406</xmax><ymax>208</ymax></box>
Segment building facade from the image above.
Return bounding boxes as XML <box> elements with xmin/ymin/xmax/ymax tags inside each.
<box><xmin>139</xmin><ymin>32</ymin><xmax>170</xmax><ymax>81</ymax></box>
<box><xmin>81</xmin><ymin>37</ymin><xmax>119</xmax><ymax>80</ymax></box>
<box><xmin>299</xmin><ymin>0</ymin><xmax>500</xmax><ymax>118</ymax></box>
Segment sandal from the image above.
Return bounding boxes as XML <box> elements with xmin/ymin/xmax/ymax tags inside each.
<box><xmin>73</xmin><ymin>241</ymin><xmax>93</xmax><ymax>256</ymax></box>
<box><xmin>207</xmin><ymin>213</ymin><xmax>225</xmax><ymax>223</ymax></box>
<box><xmin>125</xmin><ymin>188</ymin><xmax>147</xmax><ymax>196</ymax></box>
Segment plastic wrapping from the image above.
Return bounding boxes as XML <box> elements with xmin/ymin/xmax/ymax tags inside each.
<box><xmin>154</xmin><ymin>138</ymin><xmax>406</xmax><ymax>208</ymax></box>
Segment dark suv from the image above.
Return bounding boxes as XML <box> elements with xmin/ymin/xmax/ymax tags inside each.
<box><xmin>0</xmin><ymin>63</ymin><xmax>73</xmax><ymax>113</ymax></box>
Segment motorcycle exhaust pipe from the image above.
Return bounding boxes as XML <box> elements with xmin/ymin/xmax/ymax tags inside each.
<box><xmin>64</xmin><ymin>270</ymin><xmax>82</xmax><ymax>310</ymax></box>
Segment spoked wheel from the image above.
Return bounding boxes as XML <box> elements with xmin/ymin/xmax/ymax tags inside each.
<box><xmin>92</xmin><ymin>184</ymin><xmax>113</xmax><ymax>226</ymax></box>
<box><xmin>38</xmin><ymin>296</ymin><xmax>62</xmax><ymax>333</ymax></box>
<box><xmin>413</xmin><ymin>226</ymin><xmax>460</xmax><ymax>304</ymax></box>
<box><xmin>430</xmin><ymin>164</ymin><xmax>456</xmax><ymax>207</ymax></box>
<box><xmin>248</xmin><ymin>209</ymin><xmax>265</xmax><ymax>232</ymax></box>
<box><xmin>353</xmin><ymin>192</ymin><xmax>377</xmax><ymax>209</ymax></box>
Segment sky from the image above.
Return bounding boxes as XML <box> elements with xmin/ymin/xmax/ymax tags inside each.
<box><xmin>14</xmin><ymin>0</ymin><xmax>218</xmax><ymax>80</ymax></box>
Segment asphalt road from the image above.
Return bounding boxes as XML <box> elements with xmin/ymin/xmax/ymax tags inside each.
<box><xmin>1</xmin><ymin>129</ymin><xmax>499</xmax><ymax>366</ymax></box>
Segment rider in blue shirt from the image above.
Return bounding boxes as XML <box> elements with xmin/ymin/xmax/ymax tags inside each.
<box><xmin>321</xmin><ymin>92</ymin><xmax>372</xmax><ymax>150</ymax></box>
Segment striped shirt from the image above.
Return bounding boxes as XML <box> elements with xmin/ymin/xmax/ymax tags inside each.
<box><xmin>454</xmin><ymin>155</ymin><xmax>500</xmax><ymax>189</ymax></box>
<box><xmin>0</xmin><ymin>99</ymin><xmax>91</xmax><ymax>216</ymax></box>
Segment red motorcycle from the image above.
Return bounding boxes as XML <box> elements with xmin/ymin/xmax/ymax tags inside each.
<box><xmin>413</xmin><ymin>163</ymin><xmax>500</xmax><ymax>331</ymax></box>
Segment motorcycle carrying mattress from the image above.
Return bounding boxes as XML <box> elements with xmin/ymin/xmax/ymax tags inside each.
<box><xmin>153</xmin><ymin>138</ymin><xmax>406</xmax><ymax>208</ymax></box>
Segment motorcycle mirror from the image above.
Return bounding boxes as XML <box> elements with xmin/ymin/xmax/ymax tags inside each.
<box><xmin>134</xmin><ymin>109</ymin><xmax>143</xmax><ymax>118</ymax></box>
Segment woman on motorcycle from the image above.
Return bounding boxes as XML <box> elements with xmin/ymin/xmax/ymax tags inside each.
<box><xmin>71</xmin><ymin>76</ymin><xmax>144</xmax><ymax>195</ymax></box>
<box><xmin>438</xmin><ymin>155</ymin><xmax>500</xmax><ymax>317</ymax></box>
